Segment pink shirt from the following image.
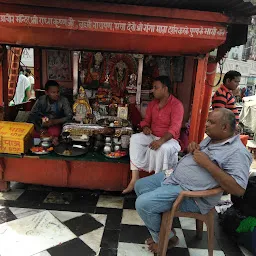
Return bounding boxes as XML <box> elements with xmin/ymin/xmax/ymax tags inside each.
<box><xmin>140</xmin><ymin>95</ymin><xmax>184</xmax><ymax>139</ymax></box>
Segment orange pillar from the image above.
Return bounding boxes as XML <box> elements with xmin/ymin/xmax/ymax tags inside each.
<box><xmin>189</xmin><ymin>55</ymin><xmax>208</xmax><ymax>143</ymax></box>
<box><xmin>198</xmin><ymin>61</ymin><xmax>217</xmax><ymax>142</ymax></box>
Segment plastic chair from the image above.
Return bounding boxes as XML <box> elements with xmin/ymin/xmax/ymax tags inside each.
<box><xmin>157</xmin><ymin>187</ymin><xmax>224</xmax><ymax>256</ymax></box>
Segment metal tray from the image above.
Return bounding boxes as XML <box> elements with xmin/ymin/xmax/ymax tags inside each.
<box><xmin>102</xmin><ymin>152</ymin><xmax>127</xmax><ymax>159</ymax></box>
<box><xmin>31</xmin><ymin>151</ymin><xmax>50</xmax><ymax>155</ymax></box>
<box><xmin>54</xmin><ymin>144</ymin><xmax>89</xmax><ymax>157</ymax></box>
<box><xmin>30</xmin><ymin>146</ymin><xmax>53</xmax><ymax>155</ymax></box>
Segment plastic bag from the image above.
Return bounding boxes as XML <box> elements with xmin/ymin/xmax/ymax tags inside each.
<box><xmin>219</xmin><ymin>206</ymin><xmax>247</xmax><ymax>237</ymax></box>
<box><xmin>232</xmin><ymin>176</ymin><xmax>256</xmax><ymax>217</ymax></box>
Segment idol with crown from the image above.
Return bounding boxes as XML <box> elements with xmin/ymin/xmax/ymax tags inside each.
<box><xmin>73</xmin><ymin>86</ymin><xmax>92</xmax><ymax>123</ymax></box>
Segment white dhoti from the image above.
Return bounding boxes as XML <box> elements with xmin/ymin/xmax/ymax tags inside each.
<box><xmin>129</xmin><ymin>133</ymin><xmax>181</xmax><ymax>173</ymax></box>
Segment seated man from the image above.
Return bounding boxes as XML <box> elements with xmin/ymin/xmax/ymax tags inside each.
<box><xmin>122</xmin><ymin>76</ymin><xmax>184</xmax><ymax>194</ymax></box>
<box><xmin>27</xmin><ymin>80</ymin><xmax>72</xmax><ymax>139</ymax></box>
<box><xmin>135</xmin><ymin>108</ymin><xmax>252</xmax><ymax>253</ymax></box>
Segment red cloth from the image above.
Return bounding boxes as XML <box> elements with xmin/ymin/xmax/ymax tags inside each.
<box><xmin>179</xmin><ymin>128</ymin><xmax>189</xmax><ymax>152</ymax></box>
<box><xmin>140</xmin><ymin>95</ymin><xmax>184</xmax><ymax>139</ymax></box>
<box><xmin>33</xmin><ymin>125</ymin><xmax>62</xmax><ymax>138</ymax></box>
<box><xmin>128</xmin><ymin>104</ymin><xmax>142</xmax><ymax>128</ymax></box>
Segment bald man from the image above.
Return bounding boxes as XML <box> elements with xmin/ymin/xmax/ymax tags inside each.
<box><xmin>135</xmin><ymin>108</ymin><xmax>252</xmax><ymax>253</ymax></box>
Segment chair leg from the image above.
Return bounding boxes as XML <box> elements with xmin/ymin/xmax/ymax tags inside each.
<box><xmin>158</xmin><ymin>211</ymin><xmax>174</xmax><ymax>256</ymax></box>
<box><xmin>206</xmin><ymin>211</ymin><xmax>215</xmax><ymax>256</ymax></box>
<box><xmin>196</xmin><ymin>219</ymin><xmax>203</xmax><ymax>240</ymax></box>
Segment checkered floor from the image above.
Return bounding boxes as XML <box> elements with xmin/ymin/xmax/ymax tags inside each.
<box><xmin>0</xmin><ymin>182</ymin><xmax>252</xmax><ymax>256</ymax></box>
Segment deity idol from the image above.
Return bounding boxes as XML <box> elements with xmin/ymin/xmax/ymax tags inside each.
<box><xmin>73</xmin><ymin>86</ymin><xmax>92</xmax><ymax>123</ymax></box>
<box><xmin>126</xmin><ymin>73</ymin><xmax>137</xmax><ymax>94</ymax></box>
<box><xmin>86</xmin><ymin>52</ymin><xmax>105</xmax><ymax>87</ymax></box>
<box><xmin>111</xmin><ymin>60</ymin><xmax>129</xmax><ymax>97</ymax></box>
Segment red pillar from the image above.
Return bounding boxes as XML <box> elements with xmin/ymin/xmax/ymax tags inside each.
<box><xmin>34</xmin><ymin>48</ymin><xmax>41</xmax><ymax>90</ymax></box>
<box><xmin>2</xmin><ymin>46</ymin><xmax>8</xmax><ymax>119</ymax></box>
<box><xmin>189</xmin><ymin>56</ymin><xmax>208</xmax><ymax>143</ymax></box>
<box><xmin>0</xmin><ymin>46</ymin><xmax>3</xmax><ymax>107</ymax></box>
<box><xmin>198</xmin><ymin>61</ymin><xmax>217</xmax><ymax>142</ymax></box>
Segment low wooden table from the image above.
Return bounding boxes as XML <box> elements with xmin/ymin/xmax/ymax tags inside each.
<box><xmin>0</xmin><ymin>152</ymin><xmax>130</xmax><ymax>192</ymax></box>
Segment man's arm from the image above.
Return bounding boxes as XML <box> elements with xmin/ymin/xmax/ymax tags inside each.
<box><xmin>150</xmin><ymin>101</ymin><xmax>184</xmax><ymax>150</ymax></box>
<box><xmin>158</xmin><ymin>132</ymin><xmax>173</xmax><ymax>144</ymax></box>
<box><xmin>187</xmin><ymin>141</ymin><xmax>200</xmax><ymax>153</ymax></box>
<box><xmin>47</xmin><ymin>98</ymin><xmax>73</xmax><ymax>126</ymax></box>
<box><xmin>62</xmin><ymin>97</ymin><xmax>73</xmax><ymax>122</ymax></box>
<box><xmin>25</xmin><ymin>86</ymin><xmax>31</xmax><ymax>100</ymax></box>
<box><xmin>158</xmin><ymin>101</ymin><xmax>184</xmax><ymax>143</ymax></box>
<box><xmin>140</xmin><ymin>102</ymin><xmax>153</xmax><ymax>129</ymax></box>
<box><xmin>27</xmin><ymin>99</ymin><xmax>42</xmax><ymax>131</ymax></box>
<box><xmin>166</xmin><ymin>101</ymin><xmax>184</xmax><ymax>140</ymax></box>
<box><xmin>212</xmin><ymin>90</ymin><xmax>227</xmax><ymax>110</ymax></box>
<box><xmin>193</xmin><ymin>150</ymin><xmax>250</xmax><ymax>196</ymax></box>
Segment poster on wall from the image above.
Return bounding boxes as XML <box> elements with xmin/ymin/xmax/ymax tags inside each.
<box><xmin>21</xmin><ymin>48</ymin><xmax>34</xmax><ymax>68</ymax></box>
<box><xmin>46</xmin><ymin>50</ymin><xmax>71</xmax><ymax>81</ymax></box>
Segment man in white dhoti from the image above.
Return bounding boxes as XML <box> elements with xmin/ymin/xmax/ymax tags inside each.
<box><xmin>122</xmin><ymin>76</ymin><xmax>184</xmax><ymax>194</ymax></box>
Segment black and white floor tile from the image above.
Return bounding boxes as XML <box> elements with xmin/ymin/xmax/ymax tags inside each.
<box><xmin>0</xmin><ymin>182</ymin><xmax>253</xmax><ymax>256</ymax></box>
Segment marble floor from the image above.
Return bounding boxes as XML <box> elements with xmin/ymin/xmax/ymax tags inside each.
<box><xmin>0</xmin><ymin>182</ymin><xmax>253</xmax><ymax>256</ymax></box>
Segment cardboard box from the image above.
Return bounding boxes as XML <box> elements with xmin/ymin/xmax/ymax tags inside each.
<box><xmin>0</xmin><ymin>121</ymin><xmax>34</xmax><ymax>154</ymax></box>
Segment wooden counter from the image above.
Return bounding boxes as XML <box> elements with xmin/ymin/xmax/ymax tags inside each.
<box><xmin>0</xmin><ymin>152</ymin><xmax>130</xmax><ymax>192</ymax></box>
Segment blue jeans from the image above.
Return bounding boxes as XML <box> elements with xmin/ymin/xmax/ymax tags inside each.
<box><xmin>135</xmin><ymin>172</ymin><xmax>200</xmax><ymax>243</ymax></box>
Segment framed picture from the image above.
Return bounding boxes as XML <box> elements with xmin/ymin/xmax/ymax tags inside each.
<box><xmin>117</xmin><ymin>106</ymin><xmax>128</xmax><ymax>120</ymax></box>
<box><xmin>46</xmin><ymin>50</ymin><xmax>71</xmax><ymax>81</ymax></box>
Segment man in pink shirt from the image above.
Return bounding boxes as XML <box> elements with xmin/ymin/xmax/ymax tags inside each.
<box><xmin>123</xmin><ymin>76</ymin><xmax>184</xmax><ymax>194</ymax></box>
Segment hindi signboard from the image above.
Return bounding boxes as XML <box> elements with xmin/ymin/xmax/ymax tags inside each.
<box><xmin>0</xmin><ymin>13</ymin><xmax>227</xmax><ymax>40</ymax></box>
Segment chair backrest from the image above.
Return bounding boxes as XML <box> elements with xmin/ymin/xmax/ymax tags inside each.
<box><xmin>179</xmin><ymin>187</ymin><xmax>224</xmax><ymax>198</ymax></box>
<box><xmin>170</xmin><ymin>187</ymin><xmax>224</xmax><ymax>217</ymax></box>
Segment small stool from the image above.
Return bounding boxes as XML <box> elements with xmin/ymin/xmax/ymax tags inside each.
<box><xmin>247</xmin><ymin>140</ymin><xmax>256</xmax><ymax>159</ymax></box>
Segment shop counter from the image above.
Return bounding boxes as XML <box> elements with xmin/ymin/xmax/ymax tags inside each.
<box><xmin>0</xmin><ymin>152</ymin><xmax>130</xmax><ymax>192</ymax></box>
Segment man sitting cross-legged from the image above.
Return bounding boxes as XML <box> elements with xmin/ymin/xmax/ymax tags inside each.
<box><xmin>135</xmin><ymin>108</ymin><xmax>252</xmax><ymax>253</ymax></box>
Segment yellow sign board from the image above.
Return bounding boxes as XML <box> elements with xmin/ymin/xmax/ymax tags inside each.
<box><xmin>0</xmin><ymin>121</ymin><xmax>34</xmax><ymax>154</ymax></box>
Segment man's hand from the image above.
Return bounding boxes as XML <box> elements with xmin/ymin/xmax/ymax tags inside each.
<box><xmin>193</xmin><ymin>149</ymin><xmax>212</xmax><ymax>169</ymax></box>
<box><xmin>143</xmin><ymin>126</ymin><xmax>152</xmax><ymax>135</ymax></box>
<box><xmin>43</xmin><ymin>119</ymin><xmax>56</xmax><ymax>127</ymax></box>
<box><xmin>188</xmin><ymin>142</ymin><xmax>200</xmax><ymax>154</ymax></box>
<box><xmin>149</xmin><ymin>139</ymin><xmax>164</xmax><ymax>151</ymax></box>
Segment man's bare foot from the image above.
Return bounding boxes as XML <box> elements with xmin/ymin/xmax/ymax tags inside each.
<box><xmin>122</xmin><ymin>170</ymin><xmax>140</xmax><ymax>194</ymax></box>
<box><xmin>148</xmin><ymin>235</ymin><xmax>179</xmax><ymax>253</ymax></box>
<box><xmin>145</xmin><ymin>229</ymin><xmax>176</xmax><ymax>246</ymax></box>
<box><xmin>122</xmin><ymin>180</ymin><xmax>136</xmax><ymax>194</ymax></box>
<box><xmin>145</xmin><ymin>238</ymin><xmax>154</xmax><ymax>245</ymax></box>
